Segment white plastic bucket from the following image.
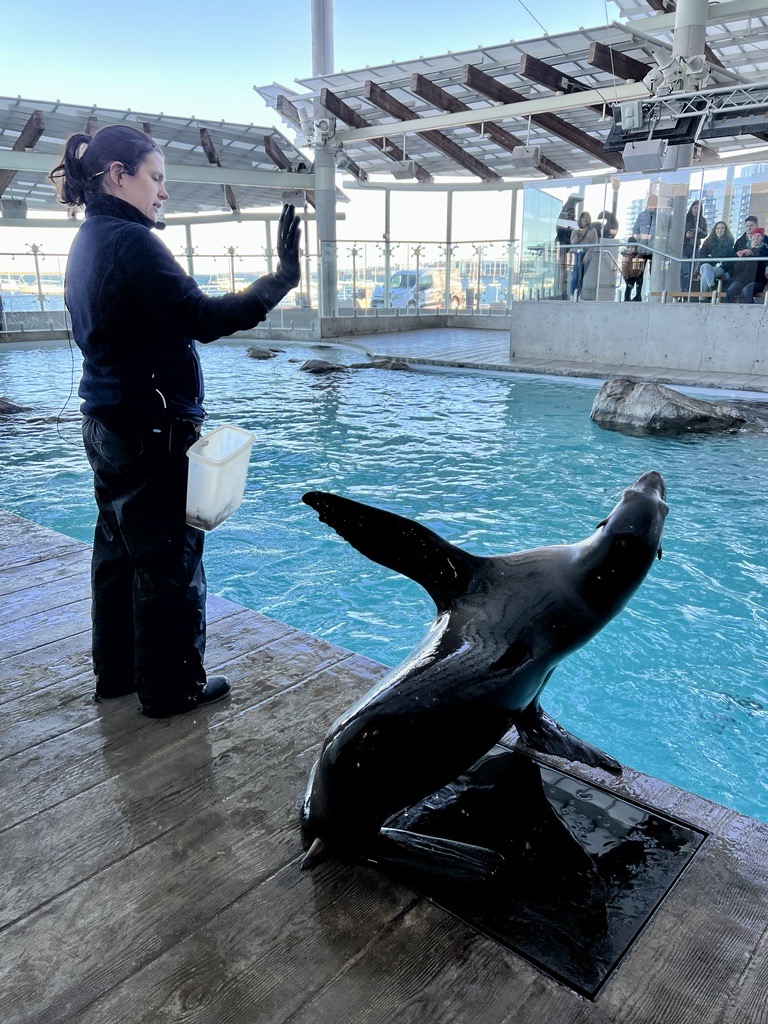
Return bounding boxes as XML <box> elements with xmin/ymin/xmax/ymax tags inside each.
<box><xmin>186</xmin><ymin>423</ymin><xmax>255</xmax><ymax>532</ymax></box>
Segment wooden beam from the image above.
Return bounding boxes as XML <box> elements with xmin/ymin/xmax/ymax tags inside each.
<box><xmin>199</xmin><ymin>126</ymin><xmax>239</xmax><ymax>213</ymax></box>
<box><xmin>0</xmin><ymin>109</ymin><xmax>45</xmax><ymax>198</ymax></box>
<box><xmin>263</xmin><ymin>136</ymin><xmax>318</xmax><ymax>207</ymax></box>
<box><xmin>518</xmin><ymin>54</ymin><xmax>606</xmax><ymax>116</ymax></box>
<box><xmin>275</xmin><ymin>94</ymin><xmax>304</xmax><ymax>131</ymax></box>
<box><xmin>320</xmin><ymin>88</ymin><xmax>433</xmax><ymax>183</ymax></box>
<box><xmin>410</xmin><ymin>72</ymin><xmax>569</xmax><ymax>177</ymax></box>
<box><xmin>463</xmin><ymin>64</ymin><xmax>624</xmax><ymax>170</ymax></box>
<box><xmin>588</xmin><ymin>42</ymin><xmax>651</xmax><ymax>82</ymax></box>
<box><xmin>364</xmin><ymin>80</ymin><xmax>501</xmax><ymax>181</ymax></box>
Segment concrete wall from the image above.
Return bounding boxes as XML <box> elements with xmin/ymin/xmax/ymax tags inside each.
<box><xmin>508</xmin><ymin>301</ymin><xmax>768</xmax><ymax>376</ymax></box>
<box><xmin>321</xmin><ymin>312</ymin><xmax>513</xmax><ymax>338</ymax></box>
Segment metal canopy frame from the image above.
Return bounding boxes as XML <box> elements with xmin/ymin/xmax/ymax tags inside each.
<box><xmin>255</xmin><ymin>0</ymin><xmax>768</xmax><ymax>183</ymax></box>
<box><xmin>0</xmin><ymin>96</ymin><xmax>325</xmax><ymax>218</ymax></box>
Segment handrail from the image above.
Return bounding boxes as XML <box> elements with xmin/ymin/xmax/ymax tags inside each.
<box><xmin>557</xmin><ymin>239</ymin><xmax>768</xmax><ymax>266</ymax></box>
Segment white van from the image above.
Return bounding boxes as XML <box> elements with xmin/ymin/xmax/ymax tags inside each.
<box><xmin>370</xmin><ymin>268</ymin><xmax>464</xmax><ymax>310</ymax></box>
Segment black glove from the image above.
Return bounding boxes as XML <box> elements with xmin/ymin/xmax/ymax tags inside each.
<box><xmin>250</xmin><ymin>204</ymin><xmax>302</xmax><ymax>311</ymax></box>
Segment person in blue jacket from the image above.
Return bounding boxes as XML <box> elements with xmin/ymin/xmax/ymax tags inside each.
<box><xmin>50</xmin><ymin>125</ymin><xmax>301</xmax><ymax>718</ymax></box>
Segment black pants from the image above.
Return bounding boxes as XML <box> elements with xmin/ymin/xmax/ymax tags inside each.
<box><xmin>82</xmin><ymin>416</ymin><xmax>207</xmax><ymax>705</ymax></box>
<box><xmin>623</xmin><ymin>275</ymin><xmax>643</xmax><ymax>301</ymax></box>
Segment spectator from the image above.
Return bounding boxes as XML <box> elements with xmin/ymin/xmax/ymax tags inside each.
<box><xmin>632</xmin><ymin>194</ymin><xmax>658</xmax><ymax>255</ymax></box>
<box><xmin>733</xmin><ymin>214</ymin><xmax>759</xmax><ymax>254</ymax></box>
<box><xmin>569</xmin><ymin>211</ymin><xmax>598</xmax><ymax>300</ymax></box>
<box><xmin>698</xmin><ymin>221</ymin><xmax>735</xmax><ymax>299</ymax></box>
<box><xmin>620</xmin><ymin>237</ymin><xmax>646</xmax><ymax>301</ymax></box>
<box><xmin>595</xmin><ymin>209</ymin><xmax>619</xmax><ymax>239</ymax></box>
<box><xmin>725</xmin><ymin>227</ymin><xmax>768</xmax><ymax>304</ymax></box>
<box><xmin>681</xmin><ymin>200</ymin><xmax>708</xmax><ymax>293</ymax></box>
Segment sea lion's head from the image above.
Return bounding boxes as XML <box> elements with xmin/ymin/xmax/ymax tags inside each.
<box><xmin>597</xmin><ymin>470</ymin><xmax>668</xmax><ymax>562</ymax></box>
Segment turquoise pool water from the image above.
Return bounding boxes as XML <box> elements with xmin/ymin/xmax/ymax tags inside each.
<box><xmin>2</xmin><ymin>340</ymin><xmax>767</xmax><ymax>822</ymax></box>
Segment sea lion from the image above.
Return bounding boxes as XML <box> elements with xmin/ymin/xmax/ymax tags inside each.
<box><xmin>300</xmin><ymin>471</ymin><xmax>668</xmax><ymax>877</ymax></box>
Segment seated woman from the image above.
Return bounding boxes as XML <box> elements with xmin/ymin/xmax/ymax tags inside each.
<box><xmin>698</xmin><ymin>221</ymin><xmax>735</xmax><ymax>299</ymax></box>
<box><xmin>725</xmin><ymin>228</ymin><xmax>768</xmax><ymax>304</ymax></box>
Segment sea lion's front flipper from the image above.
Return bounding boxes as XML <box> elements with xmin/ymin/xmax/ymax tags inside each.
<box><xmin>515</xmin><ymin>703</ymin><xmax>622</xmax><ymax>775</ymax></box>
<box><xmin>372</xmin><ymin>827</ymin><xmax>504</xmax><ymax>882</ymax></box>
<box><xmin>303</xmin><ymin>491</ymin><xmax>483</xmax><ymax>611</ymax></box>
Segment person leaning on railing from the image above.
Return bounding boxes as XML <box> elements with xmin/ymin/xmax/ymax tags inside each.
<box><xmin>725</xmin><ymin>227</ymin><xmax>768</xmax><ymax>304</ymax></box>
<box><xmin>569</xmin><ymin>212</ymin><xmax>598</xmax><ymax>299</ymax></box>
<box><xmin>697</xmin><ymin>221</ymin><xmax>735</xmax><ymax>300</ymax></box>
<box><xmin>49</xmin><ymin>125</ymin><xmax>301</xmax><ymax>719</ymax></box>
<box><xmin>619</xmin><ymin>237</ymin><xmax>647</xmax><ymax>302</ymax></box>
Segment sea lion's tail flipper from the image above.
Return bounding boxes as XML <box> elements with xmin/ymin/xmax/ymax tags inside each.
<box><xmin>516</xmin><ymin>703</ymin><xmax>622</xmax><ymax>775</ymax></box>
<box><xmin>374</xmin><ymin>827</ymin><xmax>504</xmax><ymax>882</ymax></box>
<box><xmin>302</xmin><ymin>491</ymin><xmax>483</xmax><ymax>611</ymax></box>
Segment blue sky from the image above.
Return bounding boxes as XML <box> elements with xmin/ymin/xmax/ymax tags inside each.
<box><xmin>0</xmin><ymin>0</ymin><xmax>618</xmax><ymax>254</ymax></box>
<box><xmin>3</xmin><ymin>0</ymin><xmax>616</xmax><ymax>126</ymax></box>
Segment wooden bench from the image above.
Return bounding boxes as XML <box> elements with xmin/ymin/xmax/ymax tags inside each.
<box><xmin>650</xmin><ymin>285</ymin><xmax>727</xmax><ymax>303</ymax></box>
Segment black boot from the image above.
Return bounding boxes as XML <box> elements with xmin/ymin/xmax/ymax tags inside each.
<box><xmin>141</xmin><ymin>676</ymin><xmax>231</xmax><ymax>719</ymax></box>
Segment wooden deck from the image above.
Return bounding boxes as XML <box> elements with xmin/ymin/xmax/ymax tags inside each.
<box><xmin>2</xmin><ymin>507</ymin><xmax>767</xmax><ymax>1024</ymax></box>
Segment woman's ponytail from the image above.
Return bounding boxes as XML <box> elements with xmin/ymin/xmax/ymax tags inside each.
<box><xmin>49</xmin><ymin>125</ymin><xmax>159</xmax><ymax>209</ymax></box>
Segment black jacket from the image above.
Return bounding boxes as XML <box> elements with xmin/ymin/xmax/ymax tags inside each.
<box><xmin>65</xmin><ymin>194</ymin><xmax>269</xmax><ymax>425</ymax></box>
<box><xmin>730</xmin><ymin>239</ymin><xmax>768</xmax><ymax>288</ymax></box>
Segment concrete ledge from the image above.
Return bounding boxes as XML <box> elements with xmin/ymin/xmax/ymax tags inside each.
<box><xmin>508</xmin><ymin>300</ymin><xmax>768</xmax><ymax>377</ymax></box>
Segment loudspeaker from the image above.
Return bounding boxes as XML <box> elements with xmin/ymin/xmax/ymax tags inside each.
<box><xmin>622</xmin><ymin>140</ymin><xmax>668</xmax><ymax>172</ymax></box>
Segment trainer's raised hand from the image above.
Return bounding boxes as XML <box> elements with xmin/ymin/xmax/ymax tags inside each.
<box><xmin>275</xmin><ymin>203</ymin><xmax>302</xmax><ymax>288</ymax></box>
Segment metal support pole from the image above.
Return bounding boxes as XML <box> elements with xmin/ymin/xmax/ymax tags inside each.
<box><xmin>444</xmin><ymin>190</ymin><xmax>453</xmax><ymax>312</ymax></box>
<box><xmin>384</xmin><ymin>191</ymin><xmax>392</xmax><ymax>307</ymax></box>
<box><xmin>265</xmin><ymin>221</ymin><xmax>274</xmax><ymax>274</ymax></box>
<box><xmin>315</xmin><ymin>146</ymin><xmax>338</xmax><ymax>317</ymax></box>
<box><xmin>184</xmin><ymin>225</ymin><xmax>195</xmax><ymax>277</ymax></box>
<box><xmin>507</xmin><ymin>188</ymin><xmax>518</xmax><ymax>308</ymax></box>
<box><xmin>654</xmin><ymin>0</ymin><xmax>709</xmax><ymax>295</ymax></box>
<box><xmin>311</xmin><ymin>0</ymin><xmax>337</xmax><ymax>318</ymax></box>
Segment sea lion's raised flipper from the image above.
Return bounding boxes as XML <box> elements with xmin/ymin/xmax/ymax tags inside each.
<box><xmin>515</xmin><ymin>703</ymin><xmax>622</xmax><ymax>775</ymax></box>
<box><xmin>373</xmin><ymin>826</ymin><xmax>504</xmax><ymax>882</ymax></box>
<box><xmin>302</xmin><ymin>491</ymin><xmax>483</xmax><ymax>611</ymax></box>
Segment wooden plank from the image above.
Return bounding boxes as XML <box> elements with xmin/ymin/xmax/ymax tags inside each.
<box><xmin>320</xmin><ymin>88</ymin><xmax>434</xmax><ymax>183</ymax></box>
<box><xmin>0</xmin><ymin>635</ymin><xmax>370</xmax><ymax>925</ymax></box>
<box><xmin>199</xmin><ymin>126</ymin><xmax>239</xmax><ymax>213</ymax></box>
<box><xmin>263</xmin><ymin>136</ymin><xmax>318</xmax><ymax>206</ymax></box>
<box><xmin>0</xmin><ymin>654</ymin><xmax>387</xmax><ymax>1023</ymax></box>
<box><xmin>411</xmin><ymin>72</ymin><xmax>570</xmax><ymax>178</ymax></box>
<box><xmin>0</xmin><ymin>567</ymin><xmax>90</xmax><ymax>625</ymax></box>
<box><xmin>74</xmin><ymin>866</ymin><xmax>541</xmax><ymax>1024</ymax></box>
<box><xmin>462</xmin><ymin>64</ymin><xmax>624</xmax><ymax>170</ymax></box>
<box><xmin>0</xmin><ymin>611</ymin><xmax>297</xmax><ymax>828</ymax></box>
<box><xmin>34</xmin><ymin>859</ymin><xmax>420</xmax><ymax>1024</ymax></box>
<box><xmin>0</xmin><ymin>547</ymin><xmax>89</xmax><ymax>598</ymax></box>
<box><xmin>364</xmin><ymin>80</ymin><xmax>502</xmax><ymax>182</ymax></box>
<box><xmin>588</xmin><ymin>42</ymin><xmax>651</xmax><ymax>83</ymax></box>
<box><xmin>518</xmin><ymin>54</ymin><xmax>606</xmax><ymax>116</ymax></box>
<box><xmin>0</xmin><ymin>110</ymin><xmax>45</xmax><ymax>197</ymax></box>
<box><xmin>0</xmin><ymin>597</ymin><xmax>91</xmax><ymax>660</ymax></box>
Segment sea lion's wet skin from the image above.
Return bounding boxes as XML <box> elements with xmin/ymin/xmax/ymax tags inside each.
<box><xmin>300</xmin><ymin>472</ymin><xmax>668</xmax><ymax>878</ymax></box>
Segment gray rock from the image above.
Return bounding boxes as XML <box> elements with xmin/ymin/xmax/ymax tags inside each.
<box><xmin>591</xmin><ymin>378</ymin><xmax>768</xmax><ymax>435</ymax></box>
<box><xmin>0</xmin><ymin>397</ymin><xmax>29</xmax><ymax>414</ymax></box>
<box><xmin>246</xmin><ymin>347</ymin><xmax>279</xmax><ymax>360</ymax></box>
<box><xmin>349</xmin><ymin>359</ymin><xmax>410</xmax><ymax>371</ymax></box>
<box><xmin>300</xmin><ymin>359</ymin><xmax>348</xmax><ymax>374</ymax></box>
